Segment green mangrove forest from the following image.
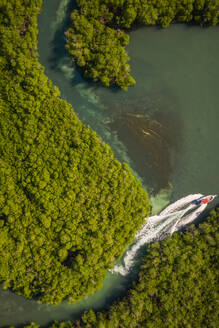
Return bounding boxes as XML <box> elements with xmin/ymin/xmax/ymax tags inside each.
<box><xmin>66</xmin><ymin>0</ymin><xmax>219</xmax><ymax>89</ymax></box>
<box><xmin>0</xmin><ymin>0</ymin><xmax>150</xmax><ymax>305</ymax></box>
<box><xmin>0</xmin><ymin>0</ymin><xmax>219</xmax><ymax>327</ymax></box>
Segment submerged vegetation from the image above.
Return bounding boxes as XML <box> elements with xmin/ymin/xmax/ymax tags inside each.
<box><xmin>22</xmin><ymin>207</ymin><xmax>218</xmax><ymax>327</ymax></box>
<box><xmin>0</xmin><ymin>0</ymin><xmax>150</xmax><ymax>305</ymax></box>
<box><xmin>66</xmin><ymin>0</ymin><xmax>219</xmax><ymax>89</ymax></box>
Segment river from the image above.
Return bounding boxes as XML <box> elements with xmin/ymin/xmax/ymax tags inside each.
<box><xmin>0</xmin><ymin>0</ymin><xmax>219</xmax><ymax>326</ymax></box>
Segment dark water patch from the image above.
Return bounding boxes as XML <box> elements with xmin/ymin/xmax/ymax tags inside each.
<box><xmin>109</xmin><ymin>113</ymin><xmax>170</xmax><ymax>190</ymax></box>
<box><xmin>109</xmin><ymin>108</ymin><xmax>182</xmax><ymax>192</ymax></box>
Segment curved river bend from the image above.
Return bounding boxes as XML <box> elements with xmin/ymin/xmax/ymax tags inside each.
<box><xmin>0</xmin><ymin>0</ymin><xmax>219</xmax><ymax>326</ymax></box>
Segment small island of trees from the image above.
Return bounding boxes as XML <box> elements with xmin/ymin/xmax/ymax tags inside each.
<box><xmin>66</xmin><ymin>0</ymin><xmax>219</xmax><ymax>89</ymax></box>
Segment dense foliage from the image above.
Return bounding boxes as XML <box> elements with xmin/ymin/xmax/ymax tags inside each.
<box><xmin>0</xmin><ymin>0</ymin><xmax>150</xmax><ymax>305</ymax></box>
<box><xmin>66</xmin><ymin>0</ymin><xmax>219</xmax><ymax>89</ymax></box>
<box><xmin>31</xmin><ymin>207</ymin><xmax>218</xmax><ymax>327</ymax></box>
<box><xmin>66</xmin><ymin>12</ymin><xmax>135</xmax><ymax>90</ymax></box>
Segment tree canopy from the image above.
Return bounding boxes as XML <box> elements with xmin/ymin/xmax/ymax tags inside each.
<box><xmin>0</xmin><ymin>0</ymin><xmax>150</xmax><ymax>305</ymax></box>
<box><xmin>66</xmin><ymin>0</ymin><xmax>219</xmax><ymax>89</ymax></box>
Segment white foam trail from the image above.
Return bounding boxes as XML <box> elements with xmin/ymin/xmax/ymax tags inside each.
<box><xmin>160</xmin><ymin>193</ymin><xmax>203</xmax><ymax>215</ymax></box>
<box><xmin>177</xmin><ymin>203</ymin><xmax>207</xmax><ymax>228</ymax></box>
<box><xmin>112</xmin><ymin>194</ymin><xmax>207</xmax><ymax>275</ymax></box>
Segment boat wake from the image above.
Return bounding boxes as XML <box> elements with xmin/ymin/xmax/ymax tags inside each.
<box><xmin>112</xmin><ymin>194</ymin><xmax>215</xmax><ymax>275</ymax></box>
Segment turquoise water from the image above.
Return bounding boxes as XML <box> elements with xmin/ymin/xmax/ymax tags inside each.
<box><xmin>0</xmin><ymin>0</ymin><xmax>219</xmax><ymax>326</ymax></box>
